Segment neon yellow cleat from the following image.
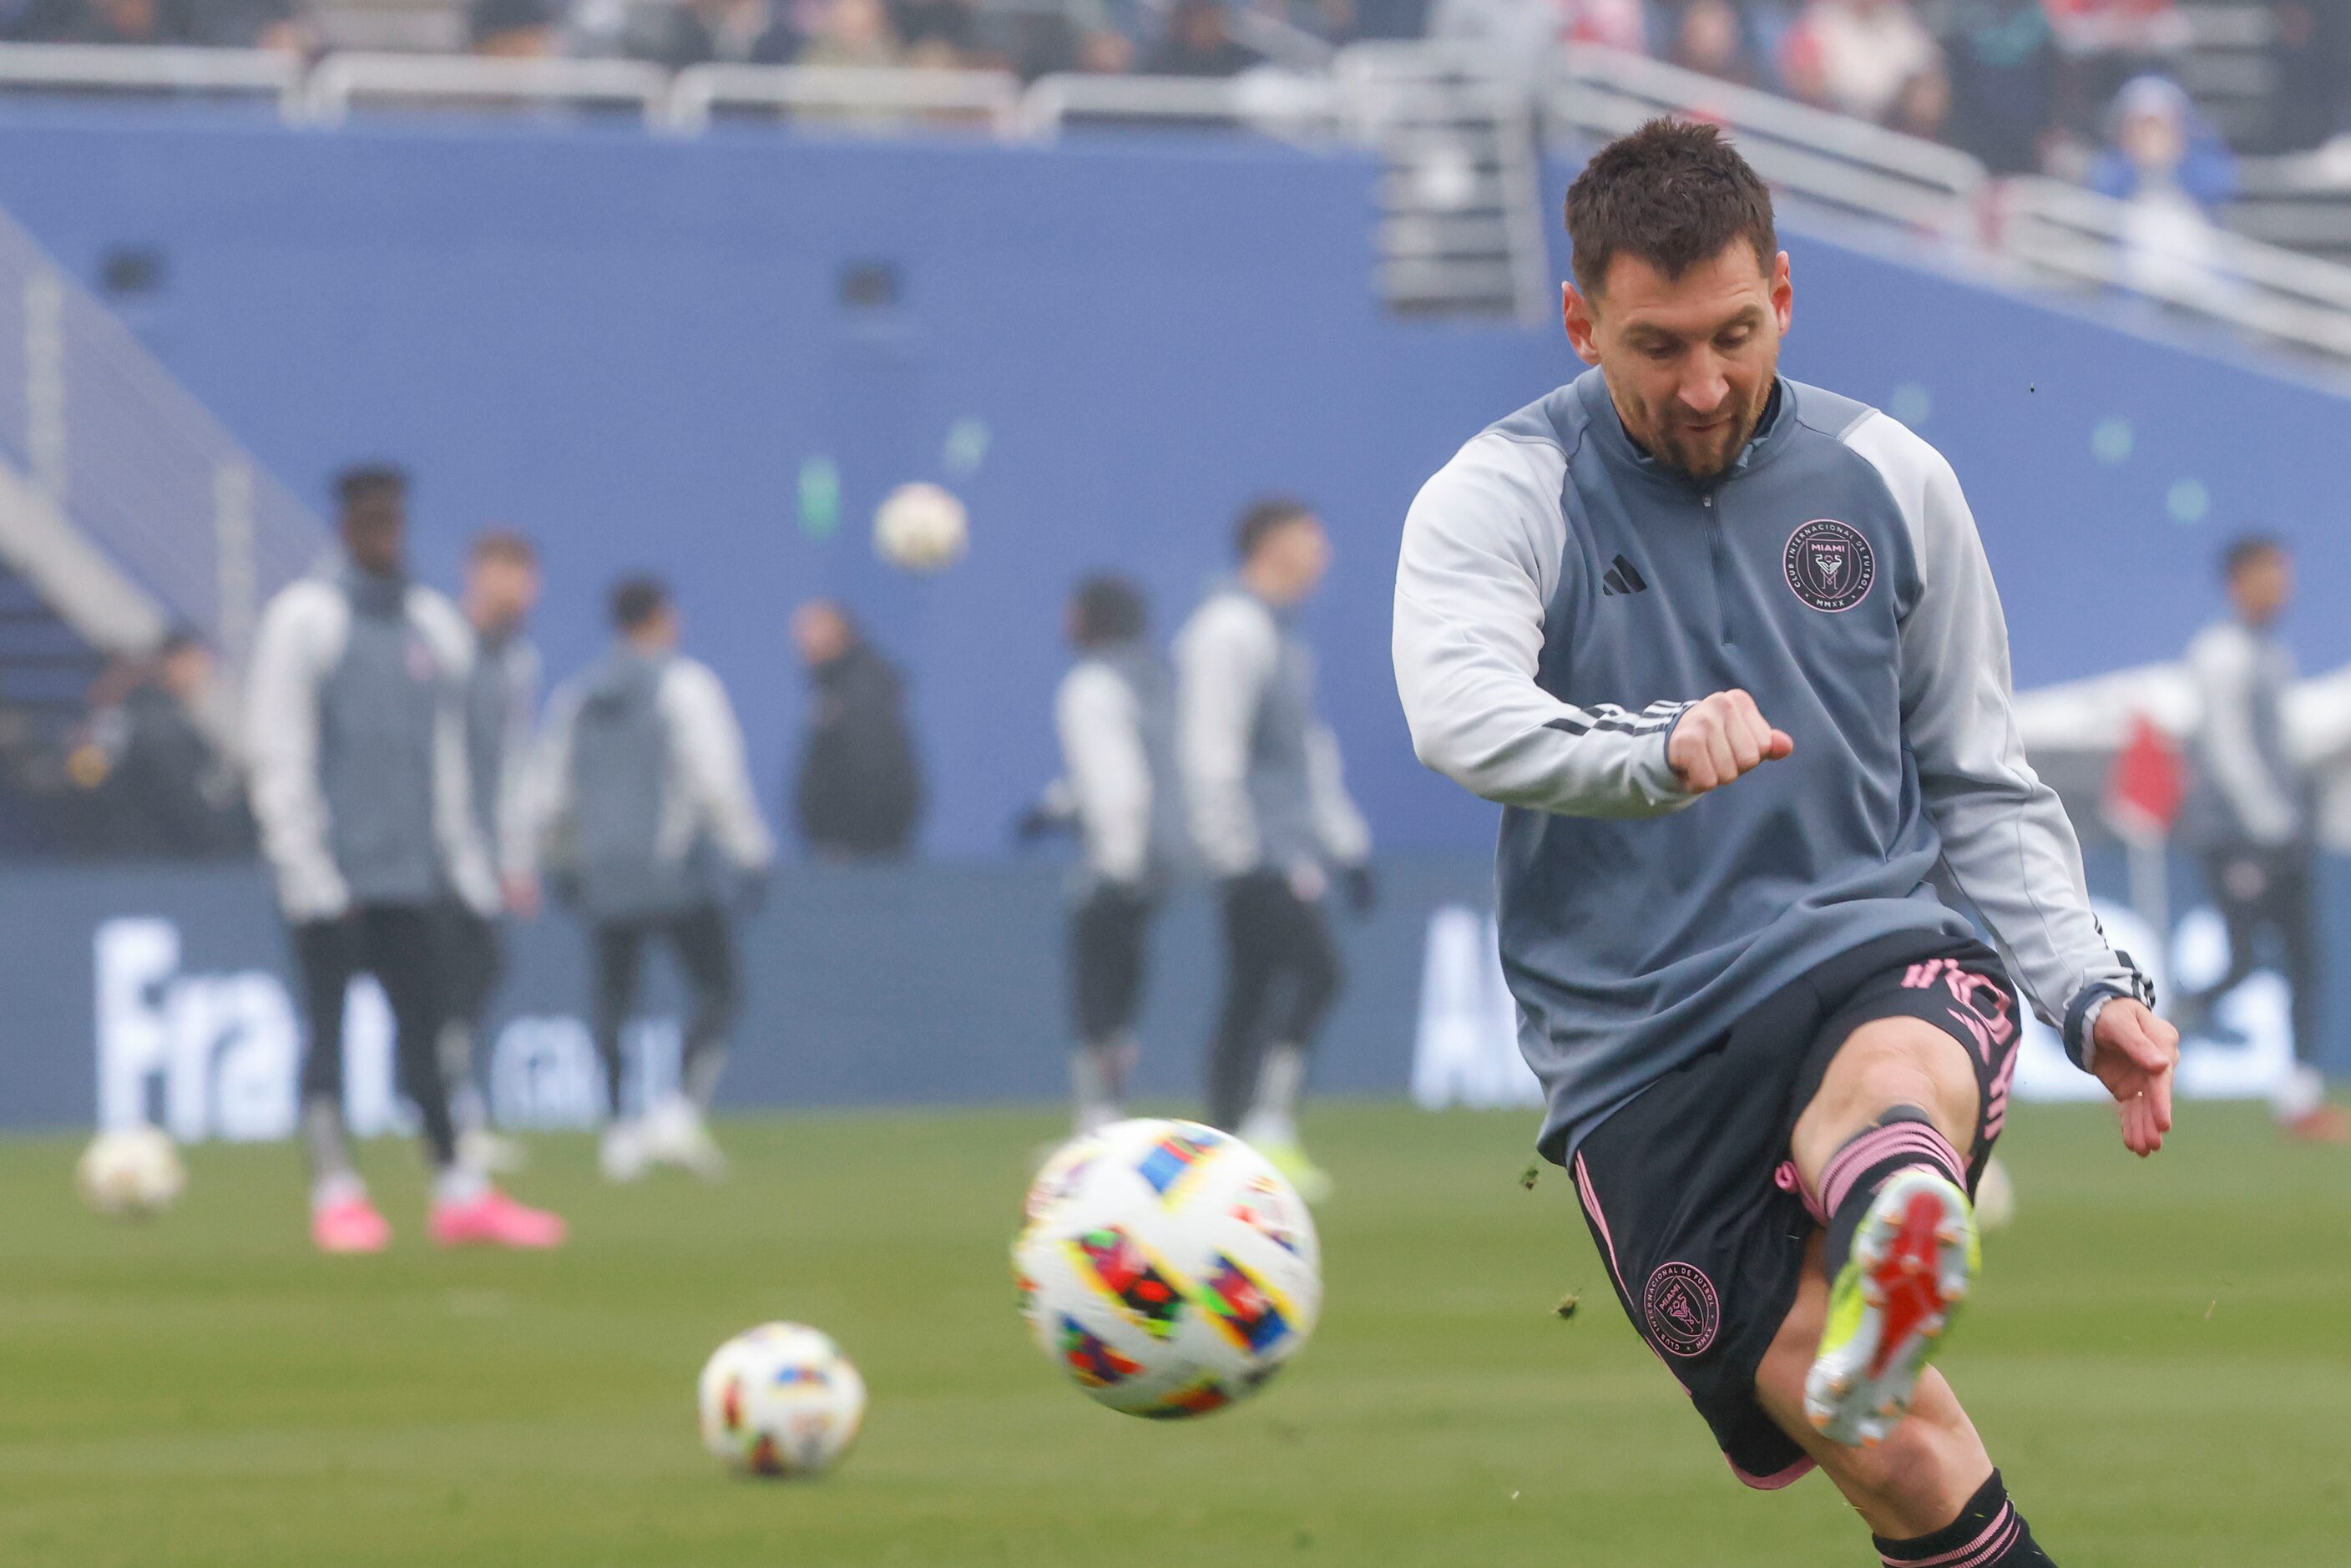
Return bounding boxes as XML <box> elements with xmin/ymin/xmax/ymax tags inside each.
<box><xmin>1804</xmin><ymin>1168</ymin><xmax>1979</xmax><ymax>1446</ymax></box>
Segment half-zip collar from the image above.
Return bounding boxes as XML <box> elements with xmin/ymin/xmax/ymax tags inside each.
<box><xmin>1571</xmin><ymin>368</ymin><xmax>1793</xmax><ymax>498</ymax></box>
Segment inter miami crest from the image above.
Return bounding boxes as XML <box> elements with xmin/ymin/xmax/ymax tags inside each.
<box><xmin>1643</xmin><ymin>1262</ymin><xmax>1721</xmax><ymax>1357</ymax></box>
<box><xmin>1782</xmin><ymin>518</ymin><xmax>1875</xmax><ymax>613</ymax></box>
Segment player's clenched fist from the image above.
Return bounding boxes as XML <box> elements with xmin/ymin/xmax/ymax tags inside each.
<box><xmin>1667</xmin><ymin>689</ymin><xmax>1793</xmax><ymax>793</ymax></box>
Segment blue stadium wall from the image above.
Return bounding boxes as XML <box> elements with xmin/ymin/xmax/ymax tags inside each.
<box><xmin>0</xmin><ymin>110</ymin><xmax>2344</xmax><ymax>1130</ymax></box>
<box><xmin>0</xmin><ymin>109</ymin><xmax>2345</xmax><ymax>861</ymax></box>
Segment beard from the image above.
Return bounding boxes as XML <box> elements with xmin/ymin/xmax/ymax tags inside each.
<box><xmin>1608</xmin><ymin>367</ymin><xmax>1777</xmax><ymax>481</ymax></box>
<box><xmin>1639</xmin><ymin>387</ymin><xmax>1770</xmax><ymax>479</ymax></box>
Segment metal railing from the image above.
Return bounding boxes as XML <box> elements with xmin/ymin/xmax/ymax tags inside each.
<box><xmin>670</xmin><ymin>63</ymin><xmax>1020</xmax><ymax>134</ymax></box>
<box><xmin>0</xmin><ymin>41</ymin><xmax>2347</xmax><ymax>362</ymax></box>
<box><xmin>0</xmin><ymin>205</ymin><xmax>326</xmax><ymax>675</ymax></box>
<box><xmin>0</xmin><ymin>43</ymin><xmax>300</xmax><ymax>110</ymax></box>
<box><xmin>1018</xmin><ymin>69</ymin><xmax>1337</xmax><ymax>141</ymax></box>
<box><xmin>1548</xmin><ymin>46</ymin><xmax>1986</xmax><ymax>245</ymax></box>
<box><xmin>2002</xmin><ymin>175</ymin><xmax>2351</xmax><ymax>362</ymax></box>
<box><xmin>305</xmin><ymin>52</ymin><xmax>670</xmax><ymax>124</ymax></box>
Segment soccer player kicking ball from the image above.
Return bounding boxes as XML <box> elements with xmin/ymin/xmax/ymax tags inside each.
<box><xmin>1393</xmin><ymin>120</ymin><xmax>2179</xmax><ymax>1565</ymax></box>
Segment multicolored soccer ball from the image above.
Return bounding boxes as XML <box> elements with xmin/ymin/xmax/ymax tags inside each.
<box><xmin>696</xmin><ymin>1323</ymin><xmax>867</xmax><ymax>1479</ymax></box>
<box><xmin>1013</xmin><ymin>1118</ymin><xmax>1322</xmax><ymax>1419</ymax></box>
<box><xmin>75</xmin><ymin>1125</ymin><xmax>185</xmax><ymax>1218</ymax></box>
<box><xmin>872</xmin><ymin>481</ymin><xmax>968</xmax><ymax>573</ymax></box>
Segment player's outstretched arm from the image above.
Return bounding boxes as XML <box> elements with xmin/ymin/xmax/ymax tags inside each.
<box><xmin>1664</xmin><ymin>689</ymin><xmax>1793</xmax><ymax>793</ymax></box>
<box><xmin>2089</xmin><ymin>998</ymin><xmax>2181</xmax><ymax>1157</ymax></box>
<box><xmin>1393</xmin><ymin>434</ymin><xmax>1706</xmax><ymax>819</ymax></box>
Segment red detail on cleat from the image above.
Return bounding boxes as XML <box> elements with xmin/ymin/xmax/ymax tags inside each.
<box><xmin>1864</xmin><ymin>1191</ymin><xmax>1948</xmax><ymax>1382</ymax></box>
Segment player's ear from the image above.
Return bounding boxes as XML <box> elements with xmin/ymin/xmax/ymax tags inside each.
<box><xmin>1563</xmin><ymin>281</ymin><xmax>1602</xmax><ymax>366</ymax></box>
<box><xmin>1770</xmin><ymin>251</ymin><xmax>1792</xmax><ymax>336</ymax></box>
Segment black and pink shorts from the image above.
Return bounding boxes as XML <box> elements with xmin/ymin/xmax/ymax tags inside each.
<box><xmin>1566</xmin><ymin>930</ymin><xmax>2021</xmax><ymax>1489</ymax></box>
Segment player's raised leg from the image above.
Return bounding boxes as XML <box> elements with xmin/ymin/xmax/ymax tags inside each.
<box><xmin>1755</xmin><ymin>1236</ymin><xmax>2053</xmax><ymax>1562</ymax></box>
<box><xmin>1789</xmin><ymin>1015</ymin><xmax>1984</xmax><ymax>1446</ymax></box>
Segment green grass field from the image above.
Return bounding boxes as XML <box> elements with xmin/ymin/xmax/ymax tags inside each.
<box><xmin>1</xmin><ymin>1100</ymin><xmax>2345</xmax><ymax>1566</ymax></box>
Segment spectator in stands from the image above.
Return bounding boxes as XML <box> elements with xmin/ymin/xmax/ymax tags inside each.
<box><xmin>1004</xmin><ymin>9</ymin><xmax>1134</xmax><ymax>79</ymax></box>
<box><xmin>97</xmin><ymin>630</ymin><xmax>252</xmax><ymax>858</ymax></box>
<box><xmin>1939</xmin><ymin>0</ymin><xmax>2059</xmax><ymax>176</ymax></box>
<box><xmin>2091</xmin><ymin>73</ymin><xmax>2236</xmax><ymax>298</ymax></box>
<box><xmin>1886</xmin><ymin>63</ymin><xmax>1951</xmax><ymax>142</ymax></box>
<box><xmin>791</xmin><ymin>599</ymin><xmax>924</xmax><ymax>861</ymax></box>
<box><xmin>2270</xmin><ymin>0</ymin><xmax>2351</xmax><ymax>157</ymax></box>
<box><xmin>796</xmin><ymin>0</ymin><xmax>903</xmax><ymax>68</ymax></box>
<box><xmin>469</xmin><ymin>0</ymin><xmax>558</xmax><ymax>53</ymax></box>
<box><xmin>1141</xmin><ymin>0</ymin><xmax>1260</xmax><ymax>76</ymax></box>
<box><xmin>890</xmin><ymin>0</ymin><xmax>974</xmax><ymax>60</ymax></box>
<box><xmin>2091</xmin><ymin>74</ymin><xmax>2236</xmax><ymax>300</ymax></box>
<box><xmin>624</xmin><ymin>0</ymin><xmax>800</xmax><ymax>68</ymax></box>
<box><xmin>1428</xmin><ymin>0</ymin><xmax>1651</xmax><ymax>62</ymax></box>
<box><xmin>2043</xmin><ymin>0</ymin><xmax>2187</xmax><ymax>139</ymax></box>
<box><xmin>1779</xmin><ymin>0</ymin><xmax>1942</xmax><ymax>127</ymax></box>
<box><xmin>1666</xmin><ymin>0</ymin><xmax>1762</xmax><ymax>88</ymax></box>
<box><xmin>18</xmin><ymin>0</ymin><xmax>196</xmax><ymax>43</ymax></box>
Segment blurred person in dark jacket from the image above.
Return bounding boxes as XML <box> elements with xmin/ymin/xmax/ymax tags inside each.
<box><xmin>100</xmin><ymin>629</ymin><xmax>252</xmax><ymax>858</ymax></box>
<box><xmin>791</xmin><ymin>599</ymin><xmax>923</xmax><ymax>861</ymax></box>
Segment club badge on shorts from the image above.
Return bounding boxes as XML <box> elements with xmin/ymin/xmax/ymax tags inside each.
<box><xmin>1783</xmin><ymin>518</ymin><xmax>1875</xmax><ymax>613</ymax></box>
<box><xmin>1644</xmin><ymin>1262</ymin><xmax>1721</xmax><ymax>1357</ymax></box>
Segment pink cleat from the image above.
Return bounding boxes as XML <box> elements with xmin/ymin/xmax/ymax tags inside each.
<box><xmin>429</xmin><ymin>1187</ymin><xmax>567</xmax><ymax>1250</ymax></box>
<box><xmin>313</xmin><ymin>1196</ymin><xmax>393</xmax><ymax>1254</ymax></box>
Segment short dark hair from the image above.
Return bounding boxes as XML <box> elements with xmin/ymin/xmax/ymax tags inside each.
<box><xmin>470</xmin><ymin>528</ymin><xmax>537</xmax><ymax>567</ymax></box>
<box><xmin>1072</xmin><ymin>574</ymin><xmax>1148</xmax><ymax>647</ymax></box>
<box><xmin>1235</xmin><ymin>494</ymin><xmax>1315</xmax><ymax>562</ymax></box>
<box><xmin>1565</xmin><ymin>119</ymin><xmax>1777</xmax><ymax>299</ymax></box>
<box><xmin>2222</xmin><ymin>533</ymin><xmax>2284</xmax><ymax>579</ymax></box>
<box><xmin>334</xmin><ymin>464</ymin><xmax>407</xmax><ymax>511</ymax></box>
<box><xmin>609</xmin><ymin>574</ymin><xmax>670</xmax><ymax>632</ymax></box>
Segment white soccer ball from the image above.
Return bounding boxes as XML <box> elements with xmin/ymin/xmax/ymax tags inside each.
<box><xmin>1013</xmin><ymin>1117</ymin><xmax>1321</xmax><ymax>1419</ymax></box>
<box><xmin>75</xmin><ymin>1125</ymin><xmax>185</xmax><ymax>1218</ymax></box>
<box><xmin>872</xmin><ymin>481</ymin><xmax>968</xmax><ymax>573</ymax></box>
<box><xmin>696</xmin><ymin>1322</ymin><xmax>866</xmax><ymax>1479</ymax></box>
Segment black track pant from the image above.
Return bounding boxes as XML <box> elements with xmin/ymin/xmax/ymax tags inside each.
<box><xmin>292</xmin><ymin>904</ymin><xmax>458</xmax><ymax>1168</ymax></box>
<box><xmin>590</xmin><ymin>903</ymin><xmax>741</xmax><ymax>1117</ymax></box>
<box><xmin>1205</xmin><ymin>870</ymin><xmax>1341</xmax><ymax>1130</ymax></box>
<box><xmin>2188</xmin><ymin>844</ymin><xmax>2323</xmax><ymax>1066</ymax></box>
<box><xmin>1070</xmin><ymin>885</ymin><xmax>1155</xmax><ymax>1044</ymax></box>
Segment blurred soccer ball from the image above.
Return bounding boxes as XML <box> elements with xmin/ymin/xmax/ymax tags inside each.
<box><xmin>76</xmin><ymin>1125</ymin><xmax>185</xmax><ymax>1218</ymax></box>
<box><xmin>1013</xmin><ymin>1117</ymin><xmax>1321</xmax><ymax>1419</ymax></box>
<box><xmin>872</xmin><ymin>481</ymin><xmax>968</xmax><ymax>573</ymax></box>
<box><xmin>697</xmin><ymin>1323</ymin><xmax>867</xmax><ymax>1479</ymax></box>
<box><xmin>1974</xmin><ymin>1153</ymin><xmax>2016</xmax><ymax>1233</ymax></box>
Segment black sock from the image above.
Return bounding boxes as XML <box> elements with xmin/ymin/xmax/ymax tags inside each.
<box><xmin>1819</xmin><ymin>1105</ymin><xmax>1966</xmax><ymax>1282</ymax></box>
<box><xmin>1873</xmin><ymin>1469</ymin><xmax>2054</xmax><ymax>1565</ymax></box>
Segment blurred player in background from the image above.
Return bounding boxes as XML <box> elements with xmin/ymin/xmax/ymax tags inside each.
<box><xmin>1395</xmin><ymin>121</ymin><xmax>2177</xmax><ymax>1565</ymax></box>
<box><xmin>536</xmin><ymin>576</ymin><xmax>775</xmax><ymax>1181</ymax></box>
<box><xmin>2174</xmin><ymin>535</ymin><xmax>2343</xmax><ymax>1141</ymax></box>
<box><xmin>440</xmin><ymin>529</ymin><xmax>543</xmax><ymax>1175</ymax></box>
<box><xmin>248</xmin><ymin>466</ymin><xmax>566</xmax><ymax>1253</ymax></box>
<box><xmin>1177</xmin><ymin>497</ymin><xmax>1375</xmax><ymax>1200</ymax></box>
<box><xmin>1022</xmin><ymin>575</ymin><xmax>1187</xmax><ymax>1135</ymax></box>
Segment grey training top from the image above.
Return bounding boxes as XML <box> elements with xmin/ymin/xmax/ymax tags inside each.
<box><xmin>1393</xmin><ymin>371</ymin><xmax>2143</xmax><ymax>1163</ymax></box>
<box><xmin>1052</xmin><ymin>640</ymin><xmax>1191</xmax><ymax>893</ymax></box>
<box><xmin>1174</xmin><ymin>583</ymin><xmax>1371</xmax><ymax>883</ymax></box>
<box><xmin>465</xmin><ymin>625</ymin><xmax>542</xmax><ymax>883</ymax></box>
<box><xmin>246</xmin><ymin>561</ymin><xmax>498</xmax><ymax>921</ymax></box>
<box><xmin>533</xmin><ymin>646</ymin><xmax>775</xmax><ymax>922</ymax></box>
<box><xmin>2179</xmin><ymin>618</ymin><xmax>2303</xmax><ymax>851</ymax></box>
